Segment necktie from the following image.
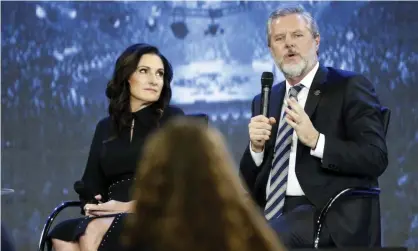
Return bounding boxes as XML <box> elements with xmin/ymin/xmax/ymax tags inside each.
<box><xmin>264</xmin><ymin>84</ymin><xmax>304</xmax><ymax>220</ymax></box>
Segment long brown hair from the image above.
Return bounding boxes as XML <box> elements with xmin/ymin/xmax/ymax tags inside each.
<box><xmin>124</xmin><ymin>118</ymin><xmax>285</xmax><ymax>251</ymax></box>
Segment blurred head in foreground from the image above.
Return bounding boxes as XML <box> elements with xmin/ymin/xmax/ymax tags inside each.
<box><xmin>124</xmin><ymin>118</ymin><xmax>285</xmax><ymax>251</ymax></box>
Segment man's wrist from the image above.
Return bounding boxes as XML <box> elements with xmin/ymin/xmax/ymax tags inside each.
<box><xmin>250</xmin><ymin>143</ymin><xmax>264</xmax><ymax>153</ymax></box>
<box><xmin>311</xmin><ymin>131</ymin><xmax>320</xmax><ymax>150</ymax></box>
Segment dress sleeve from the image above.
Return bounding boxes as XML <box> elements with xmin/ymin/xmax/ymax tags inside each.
<box><xmin>78</xmin><ymin>119</ymin><xmax>109</xmax><ymax>214</ymax></box>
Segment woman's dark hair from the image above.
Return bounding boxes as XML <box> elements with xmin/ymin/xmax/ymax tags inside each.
<box><xmin>105</xmin><ymin>43</ymin><xmax>173</xmax><ymax>134</ymax></box>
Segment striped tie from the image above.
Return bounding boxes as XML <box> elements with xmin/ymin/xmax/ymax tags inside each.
<box><xmin>264</xmin><ymin>84</ymin><xmax>304</xmax><ymax>221</ymax></box>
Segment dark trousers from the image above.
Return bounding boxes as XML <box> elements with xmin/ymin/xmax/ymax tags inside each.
<box><xmin>268</xmin><ymin>196</ymin><xmax>335</xmax><ymax>249</ymax></box>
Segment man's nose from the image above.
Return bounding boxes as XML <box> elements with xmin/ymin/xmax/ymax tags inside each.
<box><xmin>284</xmin><ymin>35</ymin><xmax>295</xmax><ymax>48</ymax></box>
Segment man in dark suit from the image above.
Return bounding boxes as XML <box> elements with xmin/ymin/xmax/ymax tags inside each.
<box><xmin>240</xmin><ymin>5</ymin><xmax>388</xmax><ymax>248</ymax></box>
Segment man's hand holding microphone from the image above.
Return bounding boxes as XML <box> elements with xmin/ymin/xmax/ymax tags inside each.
<box><xmin>249</xmin><ymin>115</ymin><xmax>276</xmax><ymax>152</ymax></box>
<box><xmin>250</xmin><ymin>71</ymin><xmax>275</xmax><ymax>153</ymax></box>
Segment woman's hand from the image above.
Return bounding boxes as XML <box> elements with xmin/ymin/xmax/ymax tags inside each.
<box><xmin>84</xmin><ymin>194</ymin><xmax>103</xmax><ymax>216</ymax></box>
<box><xmin>84</xmin><ymin>199</ymin><xmax>135</xmax><ymax>216</ymax></box>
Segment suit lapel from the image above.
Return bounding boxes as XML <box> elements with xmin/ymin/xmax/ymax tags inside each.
<box><xmin>256</xmin><ymin>82</ymin><xmax>285</xmax><ymax>201</ymax></box>
<box><xmin>297</xmin><ymin>65</ymin><xmax>328</xmax><ymax>159</ymax></box>
<box><xmin>266</xmin><ymin>82</ymin><xmax>286</xmax><ymax>153</ymax></box>
<box><xmin>304</xmin><ymin>65</ymin><xmax>328</xmax><ymax>119</ymax></box>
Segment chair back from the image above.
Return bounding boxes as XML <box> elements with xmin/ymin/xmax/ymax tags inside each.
<box><xmin>314</xmin><ymin>106</ymin><xmax>391</xmax><ymax>249</ymax></box>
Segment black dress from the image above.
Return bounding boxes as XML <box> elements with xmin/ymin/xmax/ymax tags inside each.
<box><xmin>48</xmin><ymin>104</ymin><xmax>184</xmax><ymax>250</ymax></box>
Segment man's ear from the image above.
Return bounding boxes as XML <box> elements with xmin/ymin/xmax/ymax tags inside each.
<box><xmin>315</xmin><ymin>35</ymin><xmax>320</xmax><ymax>52</ymax></box>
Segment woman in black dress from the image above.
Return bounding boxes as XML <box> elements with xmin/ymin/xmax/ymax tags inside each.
<box><xmin>49</xmin><ymin>43</ymin><xmax>184</xmax><ymax>251</ymax></box>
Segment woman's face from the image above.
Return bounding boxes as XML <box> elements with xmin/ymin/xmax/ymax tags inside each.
<box><xmin>128</xmin><ymin>53</ymin><xmax>165</xmax><ymax>105</ymax></box>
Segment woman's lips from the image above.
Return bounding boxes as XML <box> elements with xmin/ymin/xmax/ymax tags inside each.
<box><xmin>144</xmin><ymin>88</ymin><xmax>157</xmax><ymax>93</ymax></box>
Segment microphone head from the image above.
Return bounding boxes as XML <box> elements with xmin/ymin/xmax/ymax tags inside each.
<box><xmin>261</xmin><ymin>72</ymin><xmax>274</xmax><ymax>88</ymax></box>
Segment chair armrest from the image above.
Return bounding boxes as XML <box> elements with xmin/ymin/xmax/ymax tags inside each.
<box><xmin>38</xmin><ymin>200</ymin><xmax>82</xmax><ymax>251</ymax></box>
<box><xmin>313</xmin><ymin>187</ymin><xmax>380</xmax><ymax>249</ymax></box>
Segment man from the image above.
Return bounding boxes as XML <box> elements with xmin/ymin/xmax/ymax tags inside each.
<box><xmin>239</xmin><ymin>5</ymin><xmax>388</xmax><ymax>248</ymax></box>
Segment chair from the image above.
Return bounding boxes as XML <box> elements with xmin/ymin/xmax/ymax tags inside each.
<box><xmin>313</xmin><ymin>107</ymin><xmax>391</xmax><ymax>249</ymax></box>
<box><xmin>38</xmin><ymin>113</ymin><xmax>209</xmax><ymax>251</ymax></box>
<box><xmin>38</xmin><ymin>201</ymin><xmax>81</xmax><ymax>251</ymax></box>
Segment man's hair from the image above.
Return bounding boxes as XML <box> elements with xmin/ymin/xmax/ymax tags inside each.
<box><xmin>267</xmin><ymin>4</ymin><xmax>320</xmax><ymax>46</ymax></box>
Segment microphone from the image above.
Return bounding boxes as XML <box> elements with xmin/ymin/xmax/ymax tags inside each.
<box><xmin>260</xmin><ymin>72</ymin><xmax>274</xmax><ymax>117</ymax></box>
<box><xmin>74</xmin><ymin>180</ymin><xmax>99</xmax><ymax>204</ymax></box>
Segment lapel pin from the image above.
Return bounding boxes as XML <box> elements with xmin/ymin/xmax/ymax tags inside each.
<box><xmin>314</xmin><ymin>90</ymin><xmax>321</xmax><ymax>96</ymax></box>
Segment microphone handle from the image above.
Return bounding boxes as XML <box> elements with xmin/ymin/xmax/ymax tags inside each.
<box><xmin>261</xmin><ymin>86</ymin><xmax>271</xmax><ymax>117</ymax></box>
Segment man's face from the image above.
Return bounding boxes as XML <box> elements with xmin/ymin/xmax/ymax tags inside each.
<box><xmin>269</xmin><ymin>14</ymin><xmax>320</xmax><ymax>78</ymax></box>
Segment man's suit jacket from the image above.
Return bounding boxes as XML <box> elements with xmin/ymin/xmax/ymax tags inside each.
<box><xmin>240</xmin><ymin>65</ymin><xmax>388</xmax><ymax>247</ymax></box>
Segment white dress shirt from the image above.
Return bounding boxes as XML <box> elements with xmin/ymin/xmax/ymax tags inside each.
<box><xmin>250</xmin><ymin>62</ymin><xmax>325</xmax><ymax>198</ymax></box>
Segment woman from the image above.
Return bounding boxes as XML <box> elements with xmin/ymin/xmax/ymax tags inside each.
<box><xmin>49</xmin><ymin>43</ymin><xmax>184</xmax><ymax>251</ymax></box>
<box><xmin>124</xmin><ymin>119</ymin><xmax>286</xmax><ymax>251</ymax></box>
